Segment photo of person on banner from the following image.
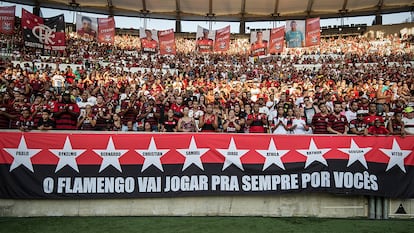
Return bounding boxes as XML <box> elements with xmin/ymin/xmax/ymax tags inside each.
<box><xmin>285</xmin><ymin>20</ymin><xmax>305</xmax><ymax>48</ymax></box>
<box><xmin>196</xmin><ymin>28</ymin><xmax>214</xmax><ymax>53</ymax></box>
<box><xmin>76</xmin><ymin>15</ymin><xmax>97</xmax><ymax>40</ymax></box>
<box><xmin>250</xmin><ymin>30</ymin><xmax>269</xmax><ymax>56</ymax></box>
<box><xmin>140</xmin><ymin>29</ymin><xmax>158</xmax><ymax>53</ymax></box>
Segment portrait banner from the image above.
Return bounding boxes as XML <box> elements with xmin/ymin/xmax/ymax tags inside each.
<box><xmin>140</xmin><ymin>28</ymin><xmax>159</xmax><ymax>53</ymax></box>
<box><xmin>76</xmin><ymin>14</ymin><xmax>98</xmax><ymax>40</ymax></box>
<box><xmin>196</xmin><ymin>26</ymin><xmax>215</xmax><ymax>53</ymax></box>
<box><xmin>285</xmin><ymin>20</ymin><xmax>305</xmax><ymax>48</ymax></box>
<box><xmin>250</xmin><ymin>30</ymin><xmax>270</xmax><ymax>57</ymax></box>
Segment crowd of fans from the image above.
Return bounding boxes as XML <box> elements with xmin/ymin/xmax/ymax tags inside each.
<box><xmin>0</xmin><ymin>30</ymin><xmax>414</xmax><ymax>135</ymax></box>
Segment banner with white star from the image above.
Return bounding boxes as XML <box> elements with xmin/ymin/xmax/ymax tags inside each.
<box><xmin>0</xmin><ymin>132</ymin><xmax>413</xmax><ymax>199</ymax></box>
<box><xmin>21</xmin><ymin>9</ymin><xmax>66</xmax><ymax>51</ymax></box>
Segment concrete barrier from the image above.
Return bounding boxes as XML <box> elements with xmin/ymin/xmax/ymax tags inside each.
<box><xmin>0</xmin><ymin>193</ymin><xmax>367</xmax><ymax>217</ymax></box>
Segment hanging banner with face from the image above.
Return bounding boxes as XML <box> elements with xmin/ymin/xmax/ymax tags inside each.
<box><xmin>158</xmin><ymin>29</ymin><xmax>176</xmax><ymax>55</ymax></box>
<box><xmin>196</xmin><ymin>26</ymin><xmax>215</xmax><ymax>53</ymax></box>
<box><xmin>140</xmin><ymin>28</ymin><xmax>159</xmax><ymax>53</ymax></box>
<box><xmin>97</xmin><ymin>17</ymin><xmax>115</xmax><ymax>44</ymax></box>
<box><xmin>306</xmin><ymin>17</ymin><xmax>321</xmax><ymax>47</ymax></box>
<box><xmin>269</xmin><ymin>26</ymin><xmax>285</xmax><ymax>54</ymax></box>
<box><xmin>250</xmin><ymin>30</ymin><xmax>270</xmax><ymax>57</ymax></box>
<box><xmin>76</xmin><ymin>14</ymin><xmax>98</xmax><ymax>40</ymax></box>
<box><xmin>0</xmin><ymin>6</ymin><xmax>15</xmax><ymax>35</ymax></box>
<box><xmin>285</xmin><ymin>20</ymin><xmax>305</xmax><ymax>48</ymax></box>
<box><xmin>214</xmin><ymin>25</ymin><xmax>230</xmax><ymax>52</ymax></box>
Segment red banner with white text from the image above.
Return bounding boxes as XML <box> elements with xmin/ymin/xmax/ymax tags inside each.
<box><xmin>0</xmin><ymin>132</ymin><xmax>413</xmax><ymax>199</ymax></box>
<box><xmin>269</xmin><ymin>26</ymin><xmax>285</xmax><ymax>54</ymax></box>
<box><xmin>158</xmin><ymin>29</ymin><xmax>176</xmax><ymax>55</ymax></box>
<box><xmin>0</xmin><ymin>6</ymin><xmax>15</xmax><ymax>35</ymax></box>
<box><xmin>306</xmin><ymin>17</ymin><xmax>321</xmax><ymax>47</ymax></box>
<box><xmin>214</xmin><ymin>25</ymin><xmax>230</xmax><ymax>52</ymax></box>
<box><xmin>97</xmin><ymin>17</ymin><xmax>115</xmax><ymax>44</ymax></box>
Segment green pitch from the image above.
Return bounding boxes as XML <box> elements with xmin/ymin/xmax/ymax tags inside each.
<box><xmin>0</xmin><ymin>217</ymin><xmax>413</xmax><ymax>233</ymax></box>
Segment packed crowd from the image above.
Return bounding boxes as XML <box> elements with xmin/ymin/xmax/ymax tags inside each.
<box><xmin>0</xmin><ymin>31</ymin><xmax>414</xmax><ymax>135</ymax></box>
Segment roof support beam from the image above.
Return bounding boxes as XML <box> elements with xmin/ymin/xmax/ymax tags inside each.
<box><xmin>175</xmin><ymin>0</ymin><xmax>181</xmax><ymax>32</ymax></box>
<box><xmin>240</xmin><ymin>0</ymin><xmax>246</xmax><ymax>34</ymax></box>
<box><xmin>209</xmin><ymin>0</ymin><xmax>213</xmax><ymax>15</ymax></box>
<box><xmin>273</xmin><ymin>0</ymin><xmax>280</xmax><ymax>16</ymax></box>
<box><xmin>107</xmin><ymin>0</ymin><xmax>113</xmax><ymax>16</ymax></box>
<box><xmin>306</xmin><ymin>0</ymin><xmax>314</xmax><ymax>16</ymax></box>
<box><xmin>377</xmin><ymin>0</ymin><xmax>384</xmax><ymax>11</ymax></box>
<box><xmin>341</xmin><ymin>0</ymin><xmax>348</xmax><ymax>11</ymax></box>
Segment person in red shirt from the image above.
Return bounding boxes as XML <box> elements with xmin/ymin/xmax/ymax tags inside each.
<box><xmin>246</xmin><ymin>102</ymin><xmax>268</xmax><ymax>133</ymax></box>
<box><xmin>327</xmin><ymin>102</ymin><xmax>349</xmax><ymax>135</ymax></box>
<box><xmin>53</xmin><ymin>91</ymin><xmax>80</xmax><ymax>130</ymax></box>
<box><xmin>141</xmin><ymin>29</ymin><xmax>158</xmax><ymax>53</ymax></box>
<box><xmin>311</xmin><ymin>103</ymin><xmax>330</xmax><ymax>134</ymax></box>
<box><xmin>368</xmin><ymin>119</ymin><xmax>390</xmax><ymax>136</ymax></box>
<box><xmin>199</xmin><ymin>103</ymin><xmax>218</xmax><ymax>132</ymax></box>
<box><xmin>364</xmin><ymin>102</ymin><xmax>384</xmax><ymax>127</ymax></box>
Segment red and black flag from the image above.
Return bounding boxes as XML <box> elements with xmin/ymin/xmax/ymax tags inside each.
<box><xmin>21</xmin><ymin>9</ymin><xmax>66</xmax><ymax>51</ymax></box>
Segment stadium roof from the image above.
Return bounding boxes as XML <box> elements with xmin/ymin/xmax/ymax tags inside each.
<box><xmin>11</xmin><ymin>0</ymin><xmax>414</xmax><ymax>21</ymax></box>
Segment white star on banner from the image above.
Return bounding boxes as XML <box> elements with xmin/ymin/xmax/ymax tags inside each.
<box><xmin>256</xmin><ymin>138</ymin><xmax>289</xmax><ymax>171</ymax></box>
<box><xmin>380</xmin><ymin>138</ymin><xmax>412</xmax><ymax>173</ymax></box>
<box><xmin>297</xmin><ymin>138</ymin><xmax>330</xmax><ymax>169</ymax></box>
<box><xmin>338</xmin><ymin>139</ymin><xmax>371</xmax><ymax>169</ymax></box>
<box><xmin>216</xmin><ymin>137</ymin><xmax>249</xmax><ymax>171</ymax></box>
<box><xmin>49</xmin><ymin>136</ymin><xmax>86</xmax><ymax>173</ymax></box>
<box><xmin>3</xmin><ymin>135</ymin><xmax>41</xmax><ymax>172</ymax></box>
<box><xmin>93</xmin><ymin>137</ymin><xmax>128</xmax><ymax>173</ymax></box>
<box><xmin>176</xmin><ymin>136</ymin><xmax>209</xmax><ymax>171</ymax></box>
<box><xmin>136</xmin><ymin>137</ymin><xmax>169</xmax><ymax>172</ymax></box>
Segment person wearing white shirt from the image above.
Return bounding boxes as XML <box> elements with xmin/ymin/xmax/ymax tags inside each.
<box><xmin>402</xmin><ymin>106</ymin><xmax>414</xmax><ymax>135</ymax></box>
<box><xmin>51</xmin><ymin>71</ymin><xmax>65</xmax><ymax>95</ymax></box>
<box><xmin>271</xmin><ymin>106</ymin><xmax>287</xmax><ymax>134</ymax></box>
<box><xmin>291</xmin><ymin>108</ymin><xmax>310</xmax><ymax>134</ymax></box>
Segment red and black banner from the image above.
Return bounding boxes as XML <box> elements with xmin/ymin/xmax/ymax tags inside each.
<box><xmin>0</xmin><ymin>6</ymin><xmax>15</xmax><ymax>35</ymax></box>
<box><xmin>269</xmin><ymin>27</ymin><xmax>285</xmax><ymax>54</ymax></box>
<box><xmin>158</xmin><ymin>29</ymin><xmax>176</xmax><ymax>55</ymax></box>
<box><xmin>214</xmin><ymin>25</ymin><xmax>230</xmax><ymax>52</ymax></box>
<box><xmin>97</xmin><ymin>17</ymin><xmax>115</xmax><ymax>44</ymax></box>
<box><xmin>21</xmin><ymin>9</ymin><xmax>66</xmax><ymax>51</ymax></box>
<box><xmin>0</xmin><ymin>132</ymin><xmax>413</xmax><ymax>199</ymax></box>
<box><xmin>306</xmin><ymin>17</ymin><xmax>321</xmax><ymax>47</ymax></box>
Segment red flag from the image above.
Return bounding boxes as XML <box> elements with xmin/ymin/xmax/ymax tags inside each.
<box><xmin>98</xmin><ymin>17</ymin><xmax>115</xmax><ymax>44</ymax></box>
<box><xmin>21</xmin><ymin>9</ymin><xmax>66</xmax><ymax>51</ymax></box>
<box><xmin>306</xmin><ymin>17</ymin><xmax>320</xmax><ymax>47</ymax></box>
<box><xmin>0</xmin><ymin>6</ymin><xmax>15</xmax><ymax>35</ymax></box>
<box><xmin>158</xmin><ymin>29</ymin><xmax>176</xmax><ymax>55</ymax></box>
<box><xmin>214</xmin><ymin>25</ymin><xmax>230</xmax><ymax>52</ymax></box>
<box><xmin>269</xmin><ymin>26</ymin><xmax>285</xmax><ymax>54</ymax></box>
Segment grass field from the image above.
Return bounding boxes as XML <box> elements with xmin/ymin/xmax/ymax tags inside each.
<box><xmin>0</xmin><ymin>217</ymin><xmax>413</xmax><ymax>233</ymax></box>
